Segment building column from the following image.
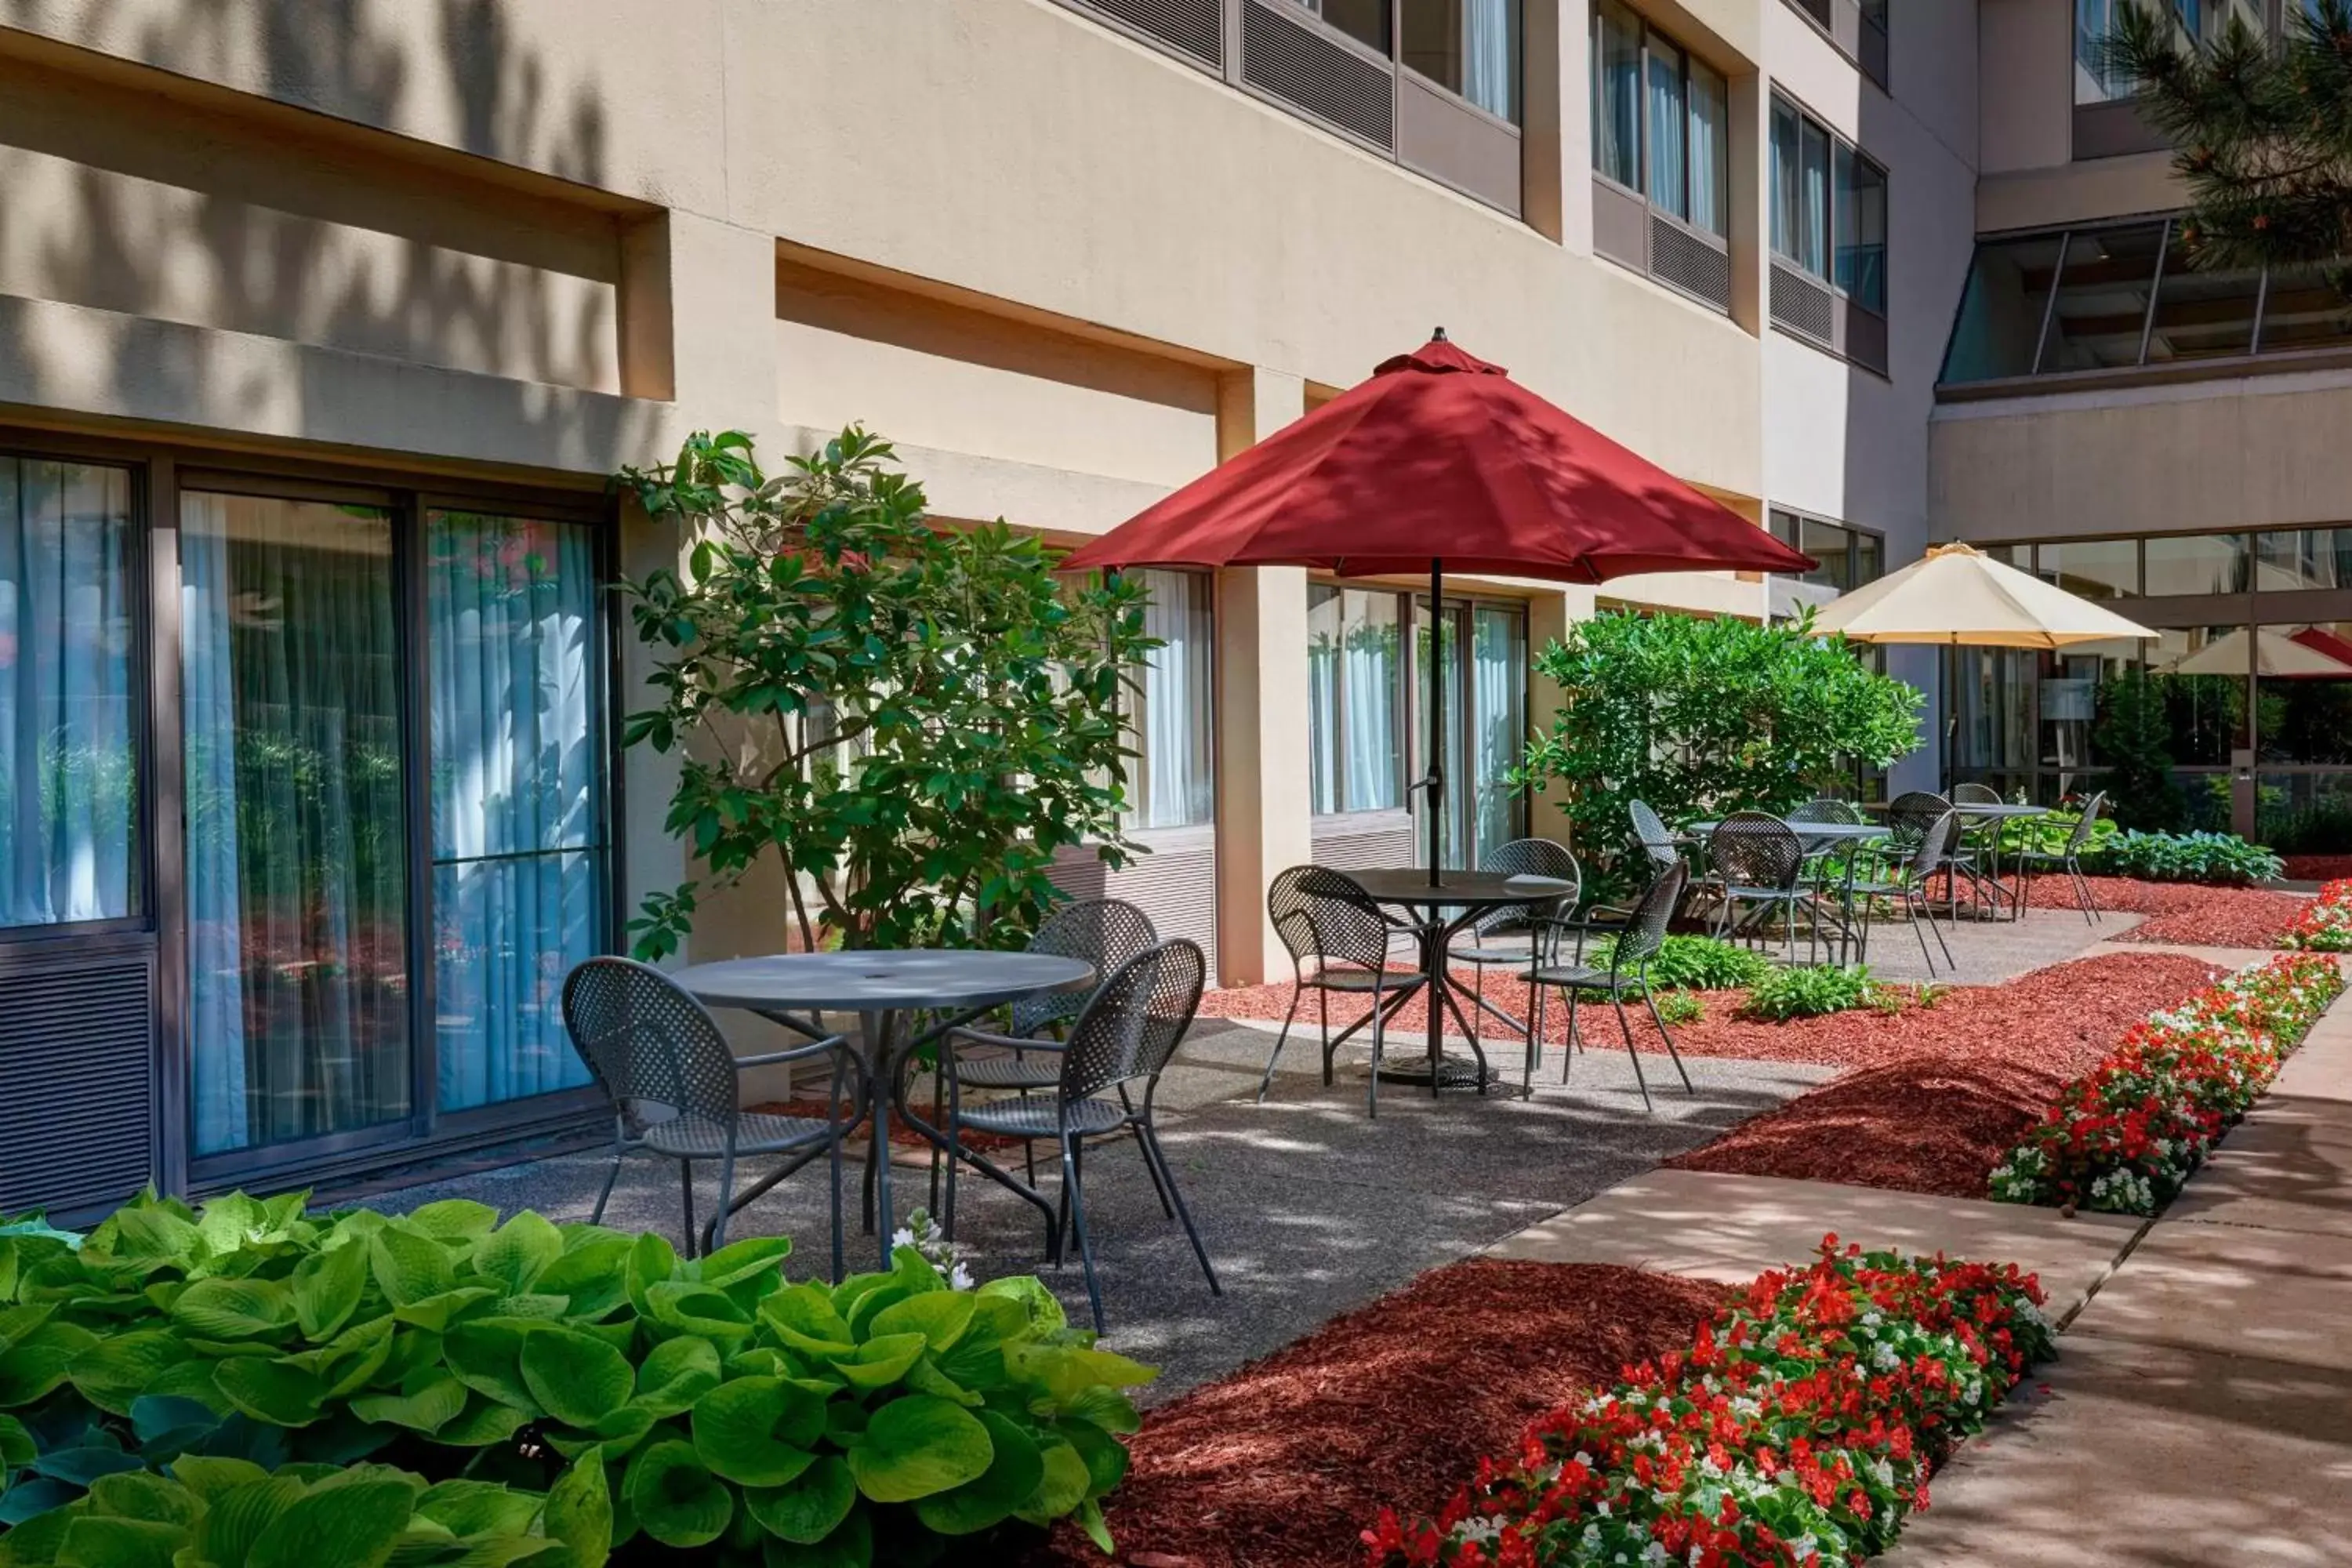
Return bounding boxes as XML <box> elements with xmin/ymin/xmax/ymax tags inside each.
<box><xmin>1213</xmin><ymin>368</ymin><xmax>1312</xmax><ymax>985</ymax></box>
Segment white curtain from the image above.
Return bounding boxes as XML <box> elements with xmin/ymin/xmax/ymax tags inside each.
<box><xmin>1341</xmin><ymin>591</ymin><xmax>1401</xmax><ymax>811</ymax></box>
<box><xmin>1645</xmin><ymin>38</ymin><xmax>1687</xmax><ymax>217</ymax></box>
<box><xmin>1471</xmin><ymin>608</ymin><xmax>1525</xmax><ymax>862</ymax></box>
<box><xmin>1688</xmin><ymin>63</ymin><xmax>1729</xmax><ymax>237</ymax></box>
<box><xmin>1133</xmin><ymin>570</ymin><xmax>1213</xmax><ymax>829</ymax></box>
<box><xmin>180</xmin><ymin>496</ymin><xmax>248</xmax><ymax>1156</ymax></box>
<box><xmin>1307</xmin><ymin>587</ymin><xmax>1341</xmax><ymax>815</ymax></box>
<box><xmin>0</xmin><ymin>460</ymin><xmax>135</xmax><ymax>929</ymax></box>
<box><xmin>1462</xmin><ymin>0</ymin><xmax>1515</xmax><ymax>121</ymax></box>
<box><xmin>429</xmin><ymin>513</ymin><xmax>601</xmax><ymax>1112</ymax></box>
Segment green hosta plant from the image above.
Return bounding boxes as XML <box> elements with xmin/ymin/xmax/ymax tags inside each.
<box><xmin>1739</xmin><ymin>964</ymin><xmax>1882</xmax><ymax>1022</ymax></box>
<box><xmin>2093</xmin><ymin>829</ymin><xmax>2285</xmax><ymax>886</ymax></box>
<box><xmin>0</xmin><ymin>1459</ymin><xmax>590</xmax><ymax>1568</ymax></box>
<box><xmin>1650</xmin><ymin>989</ymin><xmax>1704</xmax><ymax>1026</ymax></box>
<box><xmin>1577</xmin><ymin>935</ymin><xmax>1772</xmax><ymax>992</ymax></box>
<box><xmin>0</xmin><ymin>1191</ymin><xmax>1152</xmax><ymax>1565</ymax></box>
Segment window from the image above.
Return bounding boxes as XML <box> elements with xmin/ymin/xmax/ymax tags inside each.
<box><xmin>2037</xmin><ymin>539</ymin><xmax>2140</xmax><ymax>601</ymax></box>
<box><xmin>1287</xmin><ymin>0</ymin><xmax>1389</xmax><ymax>52</ymax></box>
<box><xmin>1308</xmin><ymin>584</ymin><xmax>1406</xmax><ymax>815</ymax></box>
<box><xmin>1591</xmin><ymin>9</ymin><xmax>1727</xmax><ymax>238</ymax></box>
<box><xmin>1127</xmin><ymin>569</ymin><xmax>1216</xmax><ymax>829</ymax></box>
<box><xmin>1784</xmin><ymin>0</ymin><xmax>1890</xmax><ymax>89</ymax></box>
<box><xmin>1771</xmin><ymin>95</ymin><xmax>1884</xmax><ymax>307</ymax></box>
<box><xmin>2145</xmin><ymin>533</ymin><xmax>2250</xmax><ymax>597</ymax></box>
<box><xmin>1940</xmin><ymin>219</ymin><xmax>2352</xmax><ymax>387</ymax></box>
<box><xmin>1401</xmin><ymin>0</ymin><xmax>1522</xmax><ymax>122</ymax></box>
<box><xmin>1769</xmin><ymin>510</ymin><xmax>1886</xmax><ymax>594</ymax></box>
<box><xmin>0</xmin><ymin>458</ymin><xmax>139</xmax><ymax>929</ymax></box>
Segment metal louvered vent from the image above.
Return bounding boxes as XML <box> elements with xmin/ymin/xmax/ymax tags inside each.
<box><xmin>1650</xmin><ymin>216</ymin><xmax>1733</xmax><ymax>312</ymax></box>
<box><xmin>1771</xmin><ymin>262</ymin><xmax>1837</xmax><ymax>347</ymax></box>
<box><xmin>0</xmin><ymin>946</ymin><xmax>154</xmax><ymax>1216</ymax></box>
<box><xmin>1069</xmin><ymin>0</ymin><xmax>1223</xmax><ymax>70</ymax></box>
<box><xmin>1241</xmin><ymin>0</ymin><xmax>1396</xmax><ymax>151</ymax></box>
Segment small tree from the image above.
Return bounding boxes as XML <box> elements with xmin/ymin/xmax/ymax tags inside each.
<box><xmin>616</xmin><ymin>428</ymin><xmax>1152</xmax><ymax>957</ymax></box>
<box><xmin>2104</xmin><ymin>0</ymin><xmax>2352</xmax><ymax>290</ymax></box>
<box><xmin>2094</xmin><ymin>666</ymin><xmax>2191</xmax><ymax>830</ymax></box>
<box><xmin>1515</xmin><ymin>609</ymin><xmax>1922</xmax><ymax>892</ymax></box>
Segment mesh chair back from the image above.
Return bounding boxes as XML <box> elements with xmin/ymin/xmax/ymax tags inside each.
<box><xmin>1614</xmin><ymin>862</ymin><xmax>1689</xmax><ymax>971</ymax></box>
<box><xmin>1057</xmin><ymin>942</ymin><xmax>1196</xmax><ymax>1104</ymax></box>
<box><xmin>1709</xmin><ymin>812</ymin><xmax>1803</xmax><ymax>892</ymax></box>
<box><xmin>562</xmin><ymin>958</ymin><xmax>740</xmax><ymax>1145</ymax></box>
<box><xmin>1270</xmin><ymin>866</ymin><xmax>1395</xmax><ymax>974</ymax></box>
<box><xmin>1470</xmin><ymin>838</ymin><xmax>1580</xmax><ymax>938</ymax></box>
<box><xmin>1888</xmin><ymin>789</ymin><xmax>1953</xmax><ymax>851</ymax></box>
<box><xmin>2068</xmin><ymin>791</ymin><xmax>2108</xmax><ymax>854</ymax></box>
<box><xmin>1788</xmin><ymin>798</ymin><xmax>1867</xmax><ymax>825</ymax></box>
<box><xmin>1952</xmin><ymin>782</ymin><xmax>2003</xmax><ymax>806</ymax></box>
<box><xmin>1907</xmin><ymin>809</ymin><xmax>1958</xmax><ymax>881</ymax></box>
<box><xmin>1011</xmin><ymin>897</ymin><xmax>1157</xmax><ymax>1036</ymax></box>
<box><xmin>1628</xmin><ymin>800</ymin><xmax>1680</xmax><ymax>869</ymax></box>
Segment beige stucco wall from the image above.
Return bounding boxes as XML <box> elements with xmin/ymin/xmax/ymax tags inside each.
<box><xmin>1932</xmin><ymin>370</ymin><xmax>2352</xmax><ymax>541</ymax></box>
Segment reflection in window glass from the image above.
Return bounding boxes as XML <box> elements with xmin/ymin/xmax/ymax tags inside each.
<box><xmin>1307</xmin><ymin>586</ymin><xmax>1403</xmax><ymax>815</ymax></box>
<box><xmin>2256</xmin><ymin>262</ymin><xmax>2352</xmax><ymax>354</ymax></box>
<box><xmin>1288</xmin><ymin>0</ymin><xmax>1390</xmax><ymax>51</ymax></box>
<box><xmin>2144</xmin><ymin>533</ymin><xmax>2249</xmax><ymax>596</ymax></box>
<box><xmin>1801</xmin><ymin>517</ymin><xmax>1856</xmax><ymax>592</ymax></box>
<box><xmin>1836</xmin><ymin>149</ymin><xmax>1888</xmax><ymax>312</ymax></box>
<box><xmin>2256</xmin><ymin>620</ymin><xmax>2352</xmax><ymax>764</ymax></box>
<box><xmin>1955</xmin><ymin>648</ymin><xmax>2036</xmax><ymax>771</ymax></box>
<box><xmin>2074</xmin><ymin>0</ymin><xmax>2131</xmax><ymax>103</ymax></box>
<box><xmin>1688</xmin><ymin>60</ymin><xmax>1729</xmax><ymax>237</ymax></box>
<box><xmin>1798</xmin><ymin>118</ymin><xmax>1831</xmax><ymax>277</ymax></box>
<box><xmin>2042</xmin><ymin>641</ymin><xmax>2140</xmax><ymax>781</ymax></box>
<box><xmin>1942</xmin><ymin>234</ymin><xmax>2065</xmax><ymax>382</ymax></box>
<box><xmin>0</xmin><ymin>459</ymin><xmax>139</xmax><ymax>928</ymax></box>
<box><xmin>1402</xmin><ymin>0</ymin><xmax>1523</xmax><ymax>122</ymax></box>
<box><xmin>1769</xmin><ymin>98</ymin><xmax>1802</xmax><ymax>260</ymax></box>
<box><xmin>2147</xmin><ymin>626</ymin><xmax>2247</xmax><ymax>766</ymax></box>
<box><xmin>2039</xmin><ymin>538</ymin><xmax>2138</xmax><ymax>601</ymax></box>
<box><xmin>1645</xmin><ymin>35</ymin><xmax>1688</xmax><ymax>219</ymax></box>
<box><xmin>2147</xmin><ymin>251</ymin><xmax>2263</xmax><ymax>361</ymax></box>
<box><xmin>1591</xmin><ymin>0</ymin><xmax>1642</xmax><ymax>189</ymax></box>
<box><xmin>2042</xmin><ymin>223</ymin><xmax>2166</xmax><ymax>371</ymax></box>
<box><xmin>2252</xmin><ymin>529</ymin><xmax>2351</xmax><ymax>592</ymax></box>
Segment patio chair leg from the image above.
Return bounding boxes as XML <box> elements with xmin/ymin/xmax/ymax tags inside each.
<box><xmin>1127</xmin><ymin>1089</ymin><xmax>1174</xmax><ymax>1219</ymax></box>
<box><xmin>2071</xmin><ymin>858</ymin><xmax>2097</xmax><ymax>925</ymax></box>
<box><xmin>1062</xmin><ymin>1134</ymin><xmax>1106</xmax><ymax>1334</ymax></box>
<box><xmin>1054</xmin><ymin>1146</ymin><xmax>1073</xmax><ymax>1265</ymax></box>
<box><xmin>1561</xmin><ymin>988</ymin><xmax>1582</xmax><ymax>1085</ymax></box>
<box><xmin>1258</xmin><ymin>988</ymin><xmax>1305</xmax><ymax>1103</ymax></box>
<box><xmin>1141</xmin><ymin>1123</ymin><xmax>1221</xmax><ymax>1295</ymax></box>
<box><xmin>1613</xmin><ymin>996</ymin><xmax>1655</xmax><ymax>1114</ymax></box>
<box><xmin>1319</xmin><ymin>987</ymin><xmax>1333</xmax><ymax>1087</ymax></box>
<box><xmin>705</xmin><ymin>1151</ymin><xmax>737</xmax><ymax>1255</ymax></box>
<box><xmin>591</xmin><ymin>1135</ymin><xmax>625</xmax><ymax>1227</ymax></box>
<box><xmin>1909</xmin><ymin>888</ymin><xmax>1940</xmax><ymax>977</ymax></box>
<box><xmin>1366</xmin><ymin>982</ymin><xmax>1385</xmax><ymax>1120</ymax></box>
<box><xmin>1642</xmin><ymin>989</ymin><xmax>1695</xmax><ymax>1095</ymax></box>
<box><xmin>678</xmin><ymin>1160</ymin><xmax>697</xmax><ymax>1261</ymax></box>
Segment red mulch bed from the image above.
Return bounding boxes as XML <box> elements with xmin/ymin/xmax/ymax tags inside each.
<box><xmin>1020</xmin><ymin>1260</ymin><xmax>1727</xmax><ymax>1568</ymax></box>
<box><xmin>2008</xmin><ymin>873</ymin><xmax>2311</xmax><ymax>948</ymax></box>
<box><xmin>2285</xmin><ymin>855</ymin><xmax>2352</xmax><ymax>883</ymax></box>
<box><xmin>1666</xmin><ymin>951</ymin><xmax>2223</xmax><ymax>1196</ymax></box>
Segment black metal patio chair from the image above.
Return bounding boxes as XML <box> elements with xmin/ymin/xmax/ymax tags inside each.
<box><xmin>2016</xmin><ymin>790</ymin><xmax>2108</xmax><ymax>924</ymax></box>
<box><xmin>1255</xmin><ymin>865</ymin><xmax>1429</xmax><ymax>1116</ymax></box>
<box><xmin>1446</xmin><ymin>837</ymin><xmax>1579</xmax><ymax>1079</ymax></box>
<box><xmin>1523</xmin><ymin>862</ymin><xmax>1694</xmax><ymax>1111</ymax></box>
<box><xmin>1849</xmin><ymin>807</ymin><xmax>1959</xmax><ymax>975</ymax></box>
<box><xmin>561</xmin><ymin>956</ymin><xmax>862</xmax><ymax>1276</ymax></box>
<box><xmin>941</xmin><ymin>938</ymin><xmax>1217</xmax><ymax>1334</ymax></box>
<box><xmin>1708</xmin><ymin>812</ymin><xmax>1824</xmax><ymax>961</ymax></box>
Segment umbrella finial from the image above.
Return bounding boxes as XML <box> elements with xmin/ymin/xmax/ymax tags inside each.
<box><xmin>1432</xmin><ymin>325</ymin><xmax>1449</xmax><ymax>342</ymax></box>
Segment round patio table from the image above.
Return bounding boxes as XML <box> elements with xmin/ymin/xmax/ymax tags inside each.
<box><xmin>1330</xmin><ymin>867</ymin><xmax>1576</xmax><ymax>1094</ymax></box>
<box><xmin>672</xmin><ymin>950</ymin><xmax>1094</xmax><ymax>1266</ymax></box>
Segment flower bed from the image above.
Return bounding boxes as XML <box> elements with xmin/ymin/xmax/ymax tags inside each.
<box><xmin>1990</xmin><ymin>953</ymin><xmax>2346</xmax><ymax>1216</ymax></box>
<box><xmin>1364</xmin><ymin>1240</ymin><xmax>2054</xmax><ymax>1568</ymax></box>
<box><xmin>2281</xmin><ymin>878</ymin><xmax>2352</xmax><ymax>952</ymax></box>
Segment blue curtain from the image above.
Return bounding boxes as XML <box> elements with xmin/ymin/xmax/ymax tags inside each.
<box><xmin>428</xmin><ymin>513</ymin><xmax>602</xmax><ymax>1112</ymax></box>
<box><xmin>1461</xmin><ymin>0</ymin><xmax>1516</xmax><ymax>121</ymax></box>
<box><xmin>0</xmin><ymin>459</ymin><xmax>136</xmax><ymax>928</ymax></box>
<box><xmin>1645</xmin><ymin>40</ymin><xmax>1688</xmax><ymax>218</ymax></box>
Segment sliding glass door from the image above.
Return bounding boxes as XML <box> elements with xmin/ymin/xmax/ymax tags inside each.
<box><xmin>183</xmin><ymin>491</ymin><xmax>412</xmax><ymax>1158</ymax></box>
<box><xmin>183</xmin><ymin>488</ymin><xmax>608</xmax><ymax>1170</ymax></box>
<box><xmin>1412</xmin><ymin>595</ymin><xmax>1529</xmax><ymax>869</ymax></box>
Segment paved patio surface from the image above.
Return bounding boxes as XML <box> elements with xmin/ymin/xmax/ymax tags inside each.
<box><xmin>366</xmin><ymin>1018</ymin><xmax>1831</xmax><ymax>1396</ymax></box>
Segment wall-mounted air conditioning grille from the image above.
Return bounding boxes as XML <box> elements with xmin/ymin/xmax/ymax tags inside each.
<box><xmin>1072</xmin><ymin>0</ymin><xmax>1224</xmax><ymax>70</ymax></box>
<box><xmin>1650</xmin><ymin>216</ymin><xmax>1732</xmax><ymax>311</ymax></box>
<box><xmin>0</xmin><ymin>948</ymin><xmax>154</xmax><ymax>1217</ymax></box>
<box><xmin>1771</xmin><ymin>262</ymin><xmax>1837</xmax><ymax>346</ymax></box>
<box><xmin>1241</xmin><ymin>0</ymin><xmax>1396</xmax><ymax>151</ymax></box>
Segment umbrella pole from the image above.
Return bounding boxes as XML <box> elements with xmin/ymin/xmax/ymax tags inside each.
<box><xmin>1428</xmin><ymin>557</ymin><xmax>1444</xmax><ymax>887</ymax></box>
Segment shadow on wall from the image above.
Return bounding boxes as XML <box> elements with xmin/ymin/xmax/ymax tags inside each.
<box><xmin>0</xmin><ymin>0</ymin><xmax>658</xmax><ymax>459</ymax></box>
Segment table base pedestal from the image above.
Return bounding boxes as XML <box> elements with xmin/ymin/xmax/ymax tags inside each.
<box><xmin>1373</xmin><ymin>1053</ymin><xmax>1494</xmax><ymax>1091</ymax></box>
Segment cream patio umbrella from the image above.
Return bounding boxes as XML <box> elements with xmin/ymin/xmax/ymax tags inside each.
<box><xmin>1810</xmin><ymin>541</ymin><xmax>2158</xmax><ymax>792</ymax></box>
<box><xmin>1810</xmin><ymin>541</ymin><xmax>2158</xmax><ymax>648</ymax></box>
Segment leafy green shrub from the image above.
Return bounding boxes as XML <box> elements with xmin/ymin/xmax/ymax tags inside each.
<box><xmin>1579</xmin><ymin>935</ymin><xmax>1772</xmax><ymax>991</ymax></box>
<box><xmin>1996</xmin><ymin>806</ymin><xmax>2121</xmax><ymax>861</ymax></box>
<box><xmin>1515</xmin><ymin>609</ymin><xmax>1923</xmax><ymax>898</ymax></box>
<box><xmin>1739</xmin><ymin>964</ymin><xmax>1881</xmax><ymax>1022</ymax></box>
<box><xmin>0</xmin><ymin>1459</ymin><xmax>589</xmax><ymax>1568</ymax></box>
<box><xmin>2091</xmin><ymin>666</ymin><xmax>2189</xmax><ymax>832</ymax></box>
<box><xmin>2091</xmin><ymin>830</ymin><xmax>2285</xmax><ymax>886</ymax></box>
<box><xmin>0</xmin><ymin>1191</ymin><xmax>1150</xmax><ymax>1565</ymax></box>
<box><xmin>1651</xmin><ymin>990</ymin><xmax>1704</xmax><ymax>1026</ymax></box>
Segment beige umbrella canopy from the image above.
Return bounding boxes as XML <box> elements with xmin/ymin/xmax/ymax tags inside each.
<box><xmin>2160</xmin><ymin>626</ymin><xmax>2352</xmax><ymax>678</ymax></box>
<box><xmin>1811</xmin><ymin>541</ymin><xmax>2157</xmax><ymax>648</ymax></box>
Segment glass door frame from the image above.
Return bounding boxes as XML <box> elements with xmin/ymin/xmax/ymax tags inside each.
<box><xmin>1410</xmin><ymin>588</ymin><xmax>1532</xmax><ymax>871</ymax></box>
<box><xmin>0</xmin><ymin>424</ymin><xmax>623</xmax><ymax>1198</ymax></box>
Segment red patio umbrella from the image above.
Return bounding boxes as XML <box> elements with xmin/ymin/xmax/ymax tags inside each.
<box><xmin>1062</xmin><ymin>330</ymin><xmax>1814</xmax><ymax>884</ymax></box>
